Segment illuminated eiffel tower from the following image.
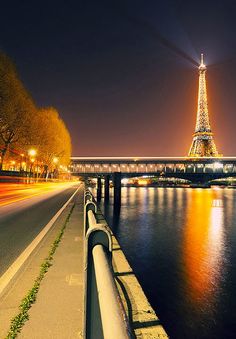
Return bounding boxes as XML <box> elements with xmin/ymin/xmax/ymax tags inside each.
<box><xmin>188</xmin><ymin>54</ymin><xmax>220</xmax><ymax>157</ymax></box>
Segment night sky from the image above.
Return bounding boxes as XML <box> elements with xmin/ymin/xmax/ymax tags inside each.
<box><xmin>1</xmin><ymin>0</ymin><xmax>236</xmax><ymax>156</ymax></box>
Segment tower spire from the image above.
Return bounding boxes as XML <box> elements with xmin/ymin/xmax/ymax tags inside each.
<box><xmin>188</xmin><ymin>54</ymin><xmax>220</xmax><ymax>157</ymax></box>
<box><xmin>200</xmin><ymin>53</ymin><xmax>204</xmax><ymax>66</ymax></box>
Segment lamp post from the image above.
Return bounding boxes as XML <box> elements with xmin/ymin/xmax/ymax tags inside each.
<box><xmin>53</xmin><ymin>157</ymin><xmax>59</xmax><ymax>179</ymax></box>
<box><xmin>20</xmin><ymin>153</ymin><xmax>25</xmax><ymax>172</ymax></box>
<box><xmin>28</xmin><ymin>149</ymin><xmax>37</xmax><ymax>178</ymax></box>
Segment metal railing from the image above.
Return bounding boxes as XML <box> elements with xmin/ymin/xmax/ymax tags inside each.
<box><xmin>84</xmin><ymin>189</ymin><xmax>131</xmax><ymax>339</ymax></box>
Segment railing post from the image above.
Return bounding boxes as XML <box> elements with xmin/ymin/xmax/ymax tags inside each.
<box><xmin>84</xmin><ymin>191</ymin><xmax>97</xmax><ymax>235</ymax></box>
<box><xmin>84</xmin><ymin>189</ymin><xmax>92</xmax><ymax>205</ymax></box>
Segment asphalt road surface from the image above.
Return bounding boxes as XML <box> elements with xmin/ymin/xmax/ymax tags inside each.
<box><xmin>0</xmin><ymin>183</ymin><xmax>79</xmax><ymax>276</ymax></box>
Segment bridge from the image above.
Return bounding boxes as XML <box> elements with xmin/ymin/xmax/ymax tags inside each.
<box><xmin>71</xmin><ymin>156</ymin><xmax>236</xmax><ymax>202</ymax></box>
<box><xmin>71</xmin><ymin>156</ymin><xmax>236</xmax><ymax>177</ymax></box>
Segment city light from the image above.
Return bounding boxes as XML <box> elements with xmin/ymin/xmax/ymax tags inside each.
<box><xmin>28</xmin><ymin>149</ymin><xmax>37</xmax><ymax>157</ymax></box>
<box><xmin>121</xmin><ymin>178</ymin><xmax>129</xmax><ymax>185</ymax></box>
<box><xmin>138</xmin><ymin>179</ymin><xmax>149</xmax><ymax>185</ymax></box>
<box><xmin>214</xmin><ymin>162</ymin><xmax>223</xmax><ymax>169</ymax></box>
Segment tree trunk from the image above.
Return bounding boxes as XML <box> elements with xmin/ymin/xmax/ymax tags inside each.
<box><xmin>0</xmin><ymin>143</ymin><xmax>8</xmax><ymax>170</ymax></box>
<box><xmin>0</xmin><ymin>132</ymin><xmax>14</xmax><ymax>171</ymax></box>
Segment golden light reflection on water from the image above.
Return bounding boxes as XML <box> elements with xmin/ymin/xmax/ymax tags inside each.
<box><xmin>183</xmin><ymin>189</ymin><xmax>225</xmax><ymax>310</ymax></box>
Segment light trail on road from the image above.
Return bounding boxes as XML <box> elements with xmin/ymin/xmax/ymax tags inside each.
<box><xmin>0</xmin><ymin>181</ymin><xmax>80</xmax><ymax>207</ymax></box>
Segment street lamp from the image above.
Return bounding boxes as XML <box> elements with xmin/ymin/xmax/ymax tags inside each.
<box><xmin>28</xmin><ymin>149</ymin><xmax>37</xmax><ymax>177</ymax></box>
<box><xmin>20</xmin><ymin>153</ymin><xmax>25</xmax><ymax>172</ymax></box>
<box><xmin>53</xmin><ymin>157</ymin><xmax>59</xmax><ymax>179</ymax></box>
<box><xmin>28</xmin><ymin>149</ymin><xmax>37</xmax><ymax>157</ymax></box>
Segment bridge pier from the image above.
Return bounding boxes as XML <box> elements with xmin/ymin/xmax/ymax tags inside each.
<box><xmin>97</xmin><ymin>177</ymin><xmax>102</xmax><ymax>201</ymax></box>
<box><xmin>104</xmin><ymin>175</ymin><xmax>110</xmax><ymax>201</ymax></box>
<box><xmin>113</xmin><ymin>172</ymin><xmax>121</xmax><ymax>206</ymax></box>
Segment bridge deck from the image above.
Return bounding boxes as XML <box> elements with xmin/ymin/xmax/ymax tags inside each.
<box><xmin>71</xmin><ymin>157</ymin><xmax>236</xmax><ymax>176</ymax></box>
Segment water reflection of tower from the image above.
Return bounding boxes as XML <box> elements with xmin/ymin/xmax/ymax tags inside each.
<box><xmin>182</xmin><ymin>189</ymin><xmax>225</xmax><ymax>317</ymax></box>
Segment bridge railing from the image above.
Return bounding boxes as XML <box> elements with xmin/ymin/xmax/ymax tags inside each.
<box><xmin>84</xmin><ymin>189</ymin><xmax>131</xmax><ymax>339</ymax></box>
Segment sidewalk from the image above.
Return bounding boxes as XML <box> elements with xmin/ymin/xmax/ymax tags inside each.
<box><xmin>0</xmin><ymin>187</ymin><xmax>84</xmax><ymax>338</ymax></box>
<box><xmin>19</xmin><ymin>190</ymin><xmax>84</xmax><ymax>339</ymax></box>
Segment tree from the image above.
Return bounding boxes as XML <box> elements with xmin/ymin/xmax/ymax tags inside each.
<box><xmin>0</xmin><ymin>52</ymin><xmax>36</xmax><ymax>169</ymax></box>
<box><xmin>35</xmin><ymin>107</ymin><xmax>72</xmax><ymax>177</ymax></box>
<box><xmin>0</xmin><ymin>51</ymin><xmax>72</xmax><ymax>175</ymax></box>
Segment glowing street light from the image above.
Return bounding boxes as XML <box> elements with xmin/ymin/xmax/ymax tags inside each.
<box><xmin>28</xmin><ymin>149</ymin><xmax>37</xmax><ymax>157</ymax></box>
<box><xmin>28</xmin><ymin>149</ymin><xmax>37</xmax><ymax>177</ymax></box>
<box><xmin>53</xmin><ymin>157</ymin><xmax>59</xmax><ymax>164</ymax></box>
<box><xmin>20</xmin><ymin>153</ymin><xmax>25</xmax><ymax>172</ymax></box>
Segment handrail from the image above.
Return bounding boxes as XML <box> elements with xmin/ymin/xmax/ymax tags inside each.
<box><xmin>93</xmin><ymin>245</ymin><xmax>130</xmax><ymax>339</ymax></box>
<box><xmin>87</xmin><ymin>209</ymin><xmax>97</xmax><ymax>228</ymax></box>
<box><xmin>84</xmin><ymin>190</ymin><xmax>131</xmax><ymax>339</ymax></box>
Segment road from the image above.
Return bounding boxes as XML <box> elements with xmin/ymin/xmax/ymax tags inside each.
<box><xmin>0</xmin><ymin>182</ymin><xmax>80</xmax><ymax>207</ymax></box>
<box><xmin>0</xmin><ymin>182</ymin><xmax>80</xmax><ymax>277</ymax></box>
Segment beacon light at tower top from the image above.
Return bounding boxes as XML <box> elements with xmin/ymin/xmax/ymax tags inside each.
<box><xmin>199</xmin><ymin>53</ymin><xmax>206</xmax><ymax>70</ymax></box>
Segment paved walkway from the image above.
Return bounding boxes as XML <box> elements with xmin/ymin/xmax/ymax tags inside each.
<box><xmin>0</xmin><ymin>187</ymin><xmax>84</xmax><ymax>338</ymax></box>
<box><xmin>19</xmin><ymin>189</ymin><xmax>84</xmax><ymax>339</ymax></box>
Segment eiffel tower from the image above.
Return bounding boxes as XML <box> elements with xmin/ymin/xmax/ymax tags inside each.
<box><xmin>188</xmin><ymin>54</ymin><xmax>220</xmax><ymax>157</ymax></box>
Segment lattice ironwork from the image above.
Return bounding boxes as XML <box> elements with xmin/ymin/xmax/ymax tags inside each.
<box><xmin>188</xmin><ymin>54</ymin><xmax>220</xmax><ymax>157</ymax></box>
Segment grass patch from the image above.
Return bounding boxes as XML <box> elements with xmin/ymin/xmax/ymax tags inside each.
<box><xmin>6</xmin><ymin>203</ymin><xmax>75</xmax><ymax>339</ymax></box>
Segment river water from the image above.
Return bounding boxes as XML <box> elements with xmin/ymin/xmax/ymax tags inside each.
<box><xmin>98</xmin><ymin>187</ymin><xmax>236</xmax><ymax>339</ymax></box>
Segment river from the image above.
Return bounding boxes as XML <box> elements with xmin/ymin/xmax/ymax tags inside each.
<box><xmin>98</xmin><ymin>187</ymin><xmax>236</xmax><ymax>339</ymax></box>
